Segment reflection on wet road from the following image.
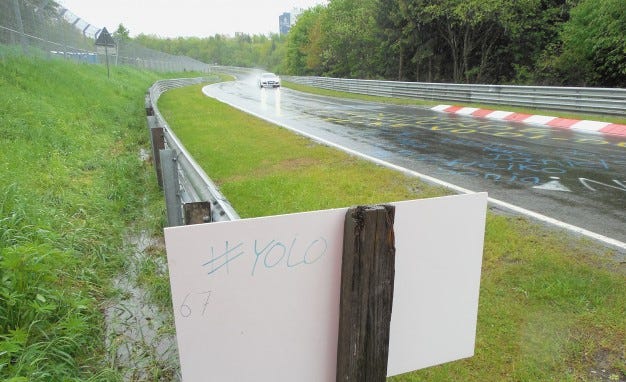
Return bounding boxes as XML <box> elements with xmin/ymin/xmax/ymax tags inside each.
<box><xmin>202</xmin><ymin>77</ymin><xmax>626</xmax><ymax>245</ymax></box>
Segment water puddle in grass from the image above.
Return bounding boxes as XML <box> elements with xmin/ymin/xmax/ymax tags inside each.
<box><xmin>104</xmin><ymin>230</ymin><xmax>181</xmax><ymax>381</ymax></box>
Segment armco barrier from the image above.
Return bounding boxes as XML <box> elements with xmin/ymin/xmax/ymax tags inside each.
<box><xmin>146</xmin><ymin>77</ymin><xmax>240</xmax><ymax>226</ymax></box>
<box><xmin>283</xmin><ymin>76</ymin><xmax>626</xmax><ymax>117</ymax></box>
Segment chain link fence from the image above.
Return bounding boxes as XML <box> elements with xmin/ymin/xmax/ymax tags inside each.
<box><xmin>0</xmin><ymin>0</ymin><xmax>209</xmax><ymax>72</ymax></box>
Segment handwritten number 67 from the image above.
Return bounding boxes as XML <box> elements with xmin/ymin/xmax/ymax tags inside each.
<box><xmin>180</xmin><ymin>291</ymin><xmax>212</xmax><ymax>318</ymax></box>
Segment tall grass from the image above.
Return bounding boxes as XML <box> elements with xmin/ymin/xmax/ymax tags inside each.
<box><xmin>0</xmin><ymin>52</ymin><xmax>167</xmax><ymax>380</ymax></box>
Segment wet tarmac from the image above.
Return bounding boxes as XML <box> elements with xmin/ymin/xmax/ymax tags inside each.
<box><xmin>202</xmin><ymin>76</ymin><xmax>626</xmax><ymax>246</ymax></box>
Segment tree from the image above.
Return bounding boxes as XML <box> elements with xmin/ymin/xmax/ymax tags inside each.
<box><xmin>412</xmin><ymin>0</ymin><xmax>518</xmax><ymax>83</ymax></box>
<box><xmin>376</xmin><ymin>0</ymin><xmax>412</xmax><ymax>80</ymax></box>
<box><xmin>555</xmin><ymin>0</ymin><xmax>626</xmax><ymax>86</ymax></box>
<box><xmin>508</xmin><ymin>0</ymin><xmax>575</xmax><ymax>84</ymax></box>
<box><xmin>317</xmin><ymin>0</ymin><xmax>379</xmax><ymax>78</ymax></box>
<box><xmin>133</xmin><ymin>31</ymin><xmax>288</xmax><ymax>69</ymax></box>
<box><xmin>285</xmin><ymin>6</ymin><xmax>326</xmax><ymax>75</ymax></box>
<box><xmin>113</xmin><ymin>23</ymin><xmax>130</xmax><ymax>42</ymax></box>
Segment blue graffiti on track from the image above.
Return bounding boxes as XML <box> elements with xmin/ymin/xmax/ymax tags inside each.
<box><xmin>405</xmin><ymin>137</ymin><xmax>621</xmax><ymax>187</ymax></box>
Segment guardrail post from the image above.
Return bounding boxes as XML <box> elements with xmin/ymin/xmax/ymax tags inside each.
<box><xmin>183</xmin><ymin>202</ymin><xmax>211</xmax><ymax>224</ymax></box>
<box><xmin>160</xmin><ymin>149</ymin><xmax>183</xmax><ymax>227</ymax></box>
<box><xmin>146</xmin><ymin>78</ymin><xmax>241</xmax><ymax>224</ymax></box>
<box><xmin>147</xmin><ymin>116</ymin><xmax>165</xmax><ymax>188</ymax></box>
<box><xmin>145</xmin><ymin>93</ymin><xmax>154</xmax><ymax>116</ymax></box>
<box><xmin>336</xmin><ymin>205</ymin><xmax>396</xmax><ymax>382</ymax></box>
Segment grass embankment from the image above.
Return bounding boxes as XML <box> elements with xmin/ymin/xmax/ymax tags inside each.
<box><xmin>159</xmin><ymin>84</ymin><xmax>625</xmax><ymax>381</ymax></box>
<box><xmin>0</xmin><ymin>53</ymin><xmax>175</xmax><ymax>380</ymax></box>
<box><xmin>283</xmin><ymin>81</ymin><xmax>626</xmax><ymax>125</ymax></box>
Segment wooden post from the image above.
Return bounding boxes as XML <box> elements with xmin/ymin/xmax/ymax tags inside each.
<box><xmin>145</xmin><ymin>94</ymin><xmax>154</xmax><ymax>116</ymax></box>
<box><xmin>336</xmin><ymin>205</ymin><xmax>396</xmax><ymax>382</ymax></box>
<box><xmin>183</xmin><ymin>202</ymin><xmax>211</xmax><ymax>225</ymax></box>
<box><xmin>149</xmin><ymin>123</ymin><xmax>165</xmax><ymax>188</ymax></box>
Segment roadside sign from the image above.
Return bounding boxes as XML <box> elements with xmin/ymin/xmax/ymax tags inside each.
<box><xmin>95</xmin><ymin>27</ymin><xmax>116</xmax><ymax>78</ymax></box>
<box><xmin>164</xmin><ymin>193</ymin><xmax>488</xmax><ymax>381</ymax></box>
<box><xmin>95</xmin><ymin>27</ymin><xmax>116</xmax><ymax>47</ymax></box>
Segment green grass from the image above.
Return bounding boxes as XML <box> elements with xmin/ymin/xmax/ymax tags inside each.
<box><xmin>159</xmin><ymin>83</ymin><xmax>625</xmax><ymax>381</ymax></box>
<box><xmin>283</xmin><ymin>80</ymin><xmax>626</xmax><ymax>125</ymax></box>
<box><xmin>0</xmin><ymin>51</ymin><xmax>186</xmax><ymax>380</ymax></box>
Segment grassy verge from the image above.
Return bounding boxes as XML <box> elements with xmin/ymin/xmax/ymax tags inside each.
<box><xmin>283</xmin><ymin>80</ymin><xmax>626</xmax><ymax>125</ymax></box>
<box><xmin>159</xmin><ymin>84</ymin><xmax>625</xmax><ymax>381</ymax></box>
<box><xmin>0</xmin><ymin>52</ymin><xmax>193</xmax><ymax>380</ymax></box>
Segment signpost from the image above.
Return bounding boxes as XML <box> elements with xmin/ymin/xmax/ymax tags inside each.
<box><xmin>95</xmin><ymin>27</ymin><xmax>116</xmax><ymax>78</ymax></box>
<box><xmin>163</xmin><ymin>193</ymin><xmax>488</xmax><ymax>381</ymax></box>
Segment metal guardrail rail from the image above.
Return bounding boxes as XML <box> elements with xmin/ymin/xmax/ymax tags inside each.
<box><xmin>147</xmin><ymin>77</ymin><xmax>240</xmax><ymax>225</ymax></box>
<box><xmin>283</xmin><ymin>76</ymin><xmax>626</xmax><ymax>116</ymax></box>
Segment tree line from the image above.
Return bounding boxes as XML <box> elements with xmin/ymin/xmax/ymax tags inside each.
<box><xmin>132</xmin><ymin>33</ymin><xmax>286</xmax><ymax>71</ymax></box>
<box><xmin>130</xmin><ymin>0</ymin><xmax>625</xmax><ymax>87</ymax></box>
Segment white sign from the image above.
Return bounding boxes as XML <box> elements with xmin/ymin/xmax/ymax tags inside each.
<box><xmin>163</xmin><ymin>193</ymin><xmax>488</xmax><ymax>381</ymax></box>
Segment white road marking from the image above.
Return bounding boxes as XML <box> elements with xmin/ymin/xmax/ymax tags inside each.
<box><xmin>533</xmin><ymin>177</ymin><xmax>572</xmax><ymax>192</ymax></box>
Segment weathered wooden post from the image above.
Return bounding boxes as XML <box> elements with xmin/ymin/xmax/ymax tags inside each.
<box><xmin>147</xmin><ymin>117</ymin><xmax>165</xmax><ymax>188</ymax></box>
<box><xmin>183</xmin><ymin>202</ymin><xmax>211</xmax><ymax>225</ymax></box>
<box><xmin>336</xmin><ymin>205</ymin><xmax>396</xmax><ymax>382</ymax></box>
<box><xmin>145</xmin><ymin>93</ymin><xmax>154</xmax><ymax>116</ymax></box>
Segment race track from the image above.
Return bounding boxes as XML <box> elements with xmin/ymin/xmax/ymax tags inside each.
<box><xmin>202</xmin><ymin>75</ymin><xmax>626</xmax><ymax>248</ymax></box>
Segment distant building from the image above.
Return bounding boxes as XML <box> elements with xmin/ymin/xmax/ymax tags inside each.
<box><xmin>279</xmin><ymin>8</ymin><xmax>303</xmax><ymax>35</ymax></box>
<box><xmin>279</xmin><ymin>12</ymin><xmax>291</xmax><ymax>35</ymax></box>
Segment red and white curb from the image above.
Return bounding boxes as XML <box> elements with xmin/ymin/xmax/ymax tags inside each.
<box><xmin>432</xmin><ymin>105</ymin><xmax>626</xmax><ymax>138</ymax></box>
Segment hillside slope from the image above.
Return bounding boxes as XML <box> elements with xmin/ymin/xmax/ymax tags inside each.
<box><xmin>0</xmin><ymin>53</ymin><xmax>164</xmax><ymax>380</ymax></box>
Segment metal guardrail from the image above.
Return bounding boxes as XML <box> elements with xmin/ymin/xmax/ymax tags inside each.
<box><xmin>147</xmin><ymin>78</ymin><xmax>240</xmax><ymax>225</ymax></box>
<box><xmin>283</xmin><ymin>76</ymin><xmax>626</xmax><ymax>116</ymax></box>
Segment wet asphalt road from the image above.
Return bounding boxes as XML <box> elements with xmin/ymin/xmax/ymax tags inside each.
<box><xmin>202</xmin><ymin>76</ymin><xmax>626</xmax><ymax>246</ymax></box>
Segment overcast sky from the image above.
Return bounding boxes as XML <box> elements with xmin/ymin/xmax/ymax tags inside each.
<box><xmin>56</xmin><ymin>0</ymin><xmax>328</xmax><ymax>38</ymax></box>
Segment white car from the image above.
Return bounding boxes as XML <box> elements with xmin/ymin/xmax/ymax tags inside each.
<box><xmin>258</xmin><ymin>72</ymin><xmax>281</xmax><ymax>88</ymax></box>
